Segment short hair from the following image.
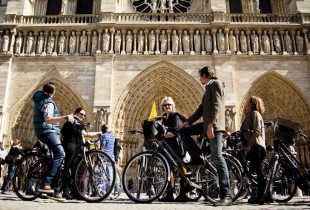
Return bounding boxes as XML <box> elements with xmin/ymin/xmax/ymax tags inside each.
<box><xmin>198</xmin><ymin>66</ymin><xmax>216</xmax><ymax>78</ymax></box>
<box><xmin>160</xmin><ymin>96</ymin><xmax>176</xmax><ymax>112</ymax></box>
<box><xmin>250</xmin><ymin>96</ymin><xmax>265</xmax><ymax>115</ymax></box>
<box><xmin>74</xmin><ymin>107</ymin><xmax>84</xmax><ymax>115</ymax></box>
<box><xmin>43</xmin><ymin>82</ymin><xmax>56</xmax><ymax>97</ymax></box>
<box><xmin>101</xmin><ymin>124</ymin><xmax>108</xmax><ymax>133</ymax></box>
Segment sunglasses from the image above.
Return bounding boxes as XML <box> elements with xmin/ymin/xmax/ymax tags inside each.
<box><xmin>79</xmin><ymin>112</ymin><xmax>86</xmax><ymax>116</ymax></box>
<box><xmin>163</xmin><ymin>104</ymin><xmax>172</xmax><ymax>107</ymax></box>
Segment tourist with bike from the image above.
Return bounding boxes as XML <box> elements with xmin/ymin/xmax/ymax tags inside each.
<box><xmin>158</xmin><ymin>96</ymin><xmax>188</xmax><ymax>202</ymax></box>
<box><xmin>33</xmin><ymin>82</ymin><xmax>74</xmax><ymax>200</ymax></box>
<box><xmin>177</xmin><ymin>66</ymin><xmax>231</xmax><ymax>206</ymax></box>
<box><xmin>60</xmin><ymin>107</ymin><xmax>101</xmax><ymax>200</ymax></box>
<box><xmin>240</xmin><ymin>96</ymin><xmax>269</xmax><ymax>205</ymax></box>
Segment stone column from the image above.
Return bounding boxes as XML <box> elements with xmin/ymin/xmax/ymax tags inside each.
<box><xmin>246</xmin><ymin>30</ymin><xmax>252</xmax><ymax>55</ymax></box>
<box><xmin>189</xmin><ymin>29</ymin><xmax>195</xmax><ymax>55</ymax></box>
<box><xmin>291</xmin><ymin>30</ymin><xmax>297</xmax><ymax>55</ymax></box>
<box><xmin>109</xmin><ymin>28</ymin><xmax>115</xmax><ymax>54</ymax></box>
<box><xmin>86</xmin><ymin>31</ymin><xmax>92</xmax><ymax>55</ymax></box>
<box><xmin>8</xmin><ymin>29</ymin><xmax>16</xmax><ymax>55</ymax></box>
<box><xmin>302</xmin><ymin>29</ymin><xmax>309</xmax><ymax>55</ymax></box>
<box><xmin>65</xmin><ymin>30</ymin><xmax>70</xmax><ymax>56</ymax></box>
<box><xmin>21</xmin><ymin>31</ymin><xmax>27</xmax><ymax>56</ymax></box>
<box><xmin>212</xmin><ymin>29</ymin><xmax>218</xmax><ymax>54</ymax></box>
<box><xmin>52</xmin><ymin>31</ymin><xmax>59</xmax><ymax>56</ymax></box>
<box><xmin>269</xmin><ymin>30</ymin><xmax>276</xmax><ymax>55</ymax></box>
<box><xmin>121</xmin><ymin>29</ymin><xmax>126</xmax><ymax>55</ymax></box>
<box><xmin>200</xmin><ymin>29</ymin><xmax>206</xmax><ymax>55</ymax></box>
<box><xmin>132</xmin><ymin>29</ymin><xmax>137</xmax><ymax>55</ymax></box>
<box><xmin>144</xmin><ymin>29</ymin><xmax>149</xmax><ymax>55</ymax></box>
<box><xmin>178</xmin><ymin>29</ymin><xmax>183</xmax><ymax>55</ymax></box>
<box><xmin>235</xmin><ymin>30</ymin><xmax>241</xmax><ymax>55</ymax></box>
<box><xmin>155</xmin><ymin>29</ymin><xmax>160</xmax><ymax>55</ymax></box>
<box><xmin>75</xmin><ymin>31</ymin><xmax>80</xmax><ymax>55</ymax></box>
<box><xmin>167</xmin><ymin>29</ymin><xmax>172</xmax><ymax>55</ymax></box>
<box><xmin>225</xmin><ymin>28</ymin><xmax>230</xmax><ymax>53</ymax></box>
<box><xmin>280</xmin><ymin>30</ymin><xmax>286</xmax><ymax>55</ymax></box>
<box><xmin>96</xmin><ymin>29</ymin><xmax>102</xmax><ymax>54</ymax></box>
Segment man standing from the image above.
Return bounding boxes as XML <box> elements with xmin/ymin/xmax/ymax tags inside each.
<box><xmin>177</xmin><ymin>66</ymin><xmax>231</xmax><ymax>206</ymax></box>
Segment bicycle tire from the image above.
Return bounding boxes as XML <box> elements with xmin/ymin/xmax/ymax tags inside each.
<box><xmin>201</xmin><ymin>153</ymin><xmax>243</xmax><ymax>203</ymax></box>
<box><xmin>122</xmin><ymin>151</ymin><xmax>169</xmax><ymax>203</ymax></box>
<box><xmin>74</xmin><ymin>150</ymin><xmax>116</xmax><ymax>202</ymax></box>
<box><xmin>268</xmin><ymin>160</ymin><xmax>297</xmax><ymax>203</ymax></box>
<box><xmin>12</xmin><ymin>153</ymin><xmax>46</xmax><ymax>201</ymax></box>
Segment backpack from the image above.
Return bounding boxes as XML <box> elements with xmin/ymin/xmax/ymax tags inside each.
<box><xmin>114</xmin><ymin>138</ymin><xmax>122</xmax><ymax>163</ymax></box>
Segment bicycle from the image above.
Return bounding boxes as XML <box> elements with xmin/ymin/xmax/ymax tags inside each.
<box><xmin>263</xmin><ymin>118</ymin><xmax>309</xmax><ymax>203</ymax></box>
<box><xmin>12</xmin><ymin>138</ymin><xmax>116</xmax><ymax>202</ymax></box>
<box><xmin>122</xmin><ymin>117</ymin><xmax>243</xmax><ymax>203</ymax></box>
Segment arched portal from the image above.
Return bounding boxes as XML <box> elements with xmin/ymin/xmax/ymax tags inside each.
<box><xmin>112</xmin><ymin>61</ymin><xmax>204</xmax><ymax>162</ymax></box>
<box><xmin>7</xmin><ymin>67</ymin><xmax>92</xmax><ymax>148</ymax></box>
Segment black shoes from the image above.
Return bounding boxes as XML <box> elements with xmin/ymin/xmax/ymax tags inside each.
<box><xmin>214</xmin><ymin>196</ymin><xmax>232</xmax><ymax>206</ymax></box>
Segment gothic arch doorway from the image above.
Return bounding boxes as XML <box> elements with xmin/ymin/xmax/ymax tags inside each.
<box><xmin>112</xmin><ymin>61</ymin><xmax>204</xmax><ymax>163</ymax></box>
<box><xmin>239</xmin><ymin>70</ymin><xmax>310</xmax><ymax>143</ymax></box>
<box><xmin>7</xmin><ymin>67</ymin><xmax>91</xmax><ymax>148</ymax></box>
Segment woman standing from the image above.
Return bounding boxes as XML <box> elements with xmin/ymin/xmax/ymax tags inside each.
<box><xmin>240</xmin><ymin>96</ymin><xmax>268</xmax><ymax>205</ymax></box>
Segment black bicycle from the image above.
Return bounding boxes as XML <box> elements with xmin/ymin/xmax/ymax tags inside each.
<box><xmin>12</xmin><ymin>138</ymin><xmax>116</xmax><ymax>202</ymax></box>
<box><xmin>122</xmin><ymin>117</ymin><xmax>243</xmax><ymax>203</ymax></box>
<box><xmin>263</xmin><ymin>118</ymin><xmax>308</xmax><ymax>203</ymax></box>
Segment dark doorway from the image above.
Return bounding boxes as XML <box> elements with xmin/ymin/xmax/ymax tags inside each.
<box><xmin>260</xmin><ymin>0</ymin><xmax>272</xmax><ymax>13</ymax></box>
<box><xmin>76</xmin><ymin>0</ymin><xmax>93</xmax><ymax>14</ymax></box>
<box><xmin>46</xmin><ymin>0</ymin><xmax>62</xmax><ymax>15</ymax></box>
<box><xmin>229</xmin><ymin>0</ymin><xmax>243</xmax><ymax>13</ymax></box>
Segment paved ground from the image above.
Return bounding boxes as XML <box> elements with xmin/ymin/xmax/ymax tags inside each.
<box><xmin>0</xmin><ymin>192</ymin><xmax>309</xmax><ymax>210</ymax></box>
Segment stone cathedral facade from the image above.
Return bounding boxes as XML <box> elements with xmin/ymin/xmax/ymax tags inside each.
<box><xmin>0</xmin><ymin>0</ymin><xmax>309</xmax><ymax>166</ymax></box>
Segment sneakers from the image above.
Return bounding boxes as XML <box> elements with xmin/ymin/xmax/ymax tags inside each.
<box><xmin>50</xmin><ymin>194</ymin><xmax>66</xmax><ymax>202</ymax></box>
<box><xmin>39</xmin><ymin>186</ymin><xmax>54</xmax><ymax>194</ymax></box>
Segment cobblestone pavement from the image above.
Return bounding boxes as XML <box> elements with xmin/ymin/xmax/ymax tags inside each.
<box><xmin>0</xmin><ymin>192</ymin><xmax>309</xmax><ymax>210</ymax></box>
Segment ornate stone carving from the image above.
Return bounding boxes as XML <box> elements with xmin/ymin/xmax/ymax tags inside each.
<box><xmin>69</xmin><ymin>31</ymin><xmax>76</xmax><ymax>55</ymax></box>
<box><xmin>182</xmin><ymin>30</ymin><xmax>190</xmax><ymax>54</ymax></box>
<box><xmin>193</xmin><ymin>30</ymin><xmax>201</xmax><ymax>54</ymax></box>
<box><xmin>15</xmin><ymin>32</ymin><xmax>23</xmax><ymax>55</ymax></box>
<box><xmin>2</xmin><ymin>30</ymin><xmax>10</xmax><ymax>54</ymax></box>
<box><xmin>91</xmin><ymin>31</ymin><xmax>98</xmax><ymax>55</ymax></box>
<box><xmin>137</xmin><ymin>30</ymin><xmax>144</xmax><ymax>53</ymax></box>
<box><xmin>205</xmin><ymin>30</ymin><xmax>212</xmax><ymax>54</ymax></box>
<box><xmin>251</xmin><ymin>30</ymin><xmax>259</xmax><ymax>54</ymax></box>
<box><xmin>240</xmin><ymin>30</ymin><xmax>247</xmax><ymax>54</ymax></box>
<box><xmin>284</xmin><ymin>31</ymin><xmax>292</xmax><ymax>53</ymax></box>
<box><xmin>160</xmin><ymin>30</ymin><xmax>167</xmax><ymax>53</ymax></box>
<box><xmin>262</xmin><ymin>30</ymin><xmax>270</xmax><ymax>54</ymax></box>
<box><xmin>102</xmin><ymin>28</ymin><xmax>110</xmax><ymax>53</ymax></box>
<box><xmin>273</xmin><ymin>31</ymin><xmax>281</xmax><ymax>54</ymax></box>
<box><xmin>126</xmin><ymin>31</ymin><xmax>133</xmax><ymax>54</ymax></box>
<box><xmin>25</xmin><ymin>32</ymin><xmax>34</xmax><ymax>55</ymax></box>
<box><xmin>217</xmin><ymin>29</ymin><xmax>225</xmax><ymax>53</ymax></box>
<box><xmin>58</xmin><ymin>31</ymin><xmax>66</xmax><ymax>55</ymax></box>
<box><xmin>148</xmin><ymin>30</ymin><xmax>156</xmax><ymax>53</ymax></box>
<box><xmin>114</xmin><ymin>30</ymin><xmax>121</xmax><ymax>54</ymax></box>
<box><xmin>296</xmin><ymin>31</ymin><xmax>304</xmax><ymax>54</ymax></box>
<box><xmin>46</xmin><ymin>31</ymin><xmax>55</xmax><ymax>55</ymax></box>
<box><xmin>36</xmin><ymin>31</ymin><xmax>44</xmax><ymax>54</ymax></box>
<box><xmin>79</xmin><ymin>31</ymin><xmax>87</xmax><ymax>54</ymax></box>
<box><xmin>229</xmin><ymin>30</ymin><xmax>237</xmax><ymax>54</ymax></box>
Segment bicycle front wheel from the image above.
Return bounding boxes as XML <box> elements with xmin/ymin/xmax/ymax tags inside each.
<box><xmin>122</xmin><ymin>151</ymin><xmax>169</xmax><ymax>203</ymax></box>
<box><xmin>12</xmin><ymin>153</ymin><xmax>47</xmax><ymax>201</ymax></box>
<box><xmin>74</xmin><ymin>150</ymin><xmax>116</xmax><ymax>202</ymax></box>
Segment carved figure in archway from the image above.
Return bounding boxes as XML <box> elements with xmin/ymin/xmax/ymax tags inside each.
<box><xmin>102</xmin><ymin>28</ymin><xmax>110</xmax><ymax>53</ymax></box>
<box><xmin>205</xmin><ymin>30</ymin><xmax>212</xmax><ymax>54</ymax></box>
<box><xmin>69</xmin><ymin>31</ymin><xmax>77</xmax><ymax>54</ymax></box>
<box><xmin>194</xmin><ymin>30</ymin><xmax>201</xmax><ymax>54</ymax></box>
<box><xmin>273</xmin><ymin>31</ymin><xmax>281</xmax><ymax>54</ymax></box>
<box><xmin>137</xmin><ymin>30</ymin><xmax>144</xmax><ymax>53</ymax></box>
<box><xmin>151</xmin><ymin>0</ymin><xmax>157</xmax><ymax>13</ymax></box>
<box><xmin>171</xmin><ymin>30</ymin><xmax>179</xmax><ymax>53</ymax></box>
<box><xmin>79</xmin><ymin>31</ymin><xmax>87</xmax><ymax>54</ymax></box>
<box><xmin>182</xmin><ymin>30</ymin><xmax>190</xmax><ymax>53</ymax></box>
<box><xmin>47</xmin><ymin>31</ymin><xmax>55</xmax><ymax>54</ymax></box>
<box><xmin>228</xmin><ymin>30</ymin><xmax>237</xmax><ymax>53</ymax></box>
<box><xmin>253</xmin><ymin>0</ymin><xmax>260</xmax><ymax>13</ymax></box>
<box><xmin>91</xmin><ymin>31</ymin><xmax>98</xmax><ymax>54</ymax></box>
<box><xmin>149</xmin><ymin>30</ymin><xmax>155</xmax><ymax>53</ymax></box>
<box><xmin>36</xmin><ymin>31</ymin><xmax>44</xmax><ymax>54</ymax></box>
<box><xmin>225</xmin><ymin>109</ymin><xmax>233</xmax><ymax>132</ymax></box>
<box><xmin>240</xmin><ymin>31</ymin><xmax>247</xmax><ymax>53</ymax></box>
<box><xmin>168</xmin><ymin>0</ymin><xmax>173</xmax><ymax>13</ymax></box>
<box><xmin>58</xmin><ymin>31</ymin><xmax>66</xmax><ymax>55</ymax></box>
<box><xmin>251</xmin><ymin>30</ymin><xmax>259</xmax><ymax>54</ymax></box>
<box><xmin>2</xmin><ymin>30</ymin><xmax>10</xmax><ymax>53</ymax></box>
<box><xmin>296</xmin><ymin>31</ymin><xmax>304</xmax><ymax>54</ymax></box>
<box><xmin>96</xmin><ymin>109</ymin><xmax>107</xmax><ymax>132</ymax></box>
<box><xmin>114</xmin><ymin>30</ymin><xmax>121</xmax><ymax>54</ymax></box>
<box><xmin>284</xmin><ymin>31</ymin><xmax>292</xmax><ymax>53</ymax></box>
<box><xmin>60</xmin><ymin>0</ymin><xmax>67</xmax><ymax>15</ymax></box>
<box><xmin>217</xmin><ymin>29</ymin><xmax>225</xmax><ymax>53</ymax></box>
<box><xmin>15</xmin><ymin>32</ymin><xmax>23</xmax><ymax>55</ymax></box>
<box><xmin>25</xmin><ymin>32</ymin><xmax>34</xmax><ymax>55</ymax></box>
<box><xmin>126</xmin><ymin>31</ymin><xmax>133</xmax><ymax>53</ymax></box>
<box><xmin>262</xmin><ymin>30</ymin><xmax>270</xmax><ymax>54</ymax></box>
<box><xmin>160</xmin><ymin>0</ymin><xmax>167</xmax><ymax>13</ymax></box>
<box><xmin>160</xmin><ymin>30</ymin><xmax>167</xmax><ymax>53</ymax></box>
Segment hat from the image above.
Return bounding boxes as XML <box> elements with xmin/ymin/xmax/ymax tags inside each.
<box><xmin>13</xmin><ymin>139</ymin><xmax>21</xmax><ymax>145</ymax></box>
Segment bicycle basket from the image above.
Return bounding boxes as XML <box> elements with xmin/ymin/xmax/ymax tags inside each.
<box><xmin>142</xmin><ymin>120</ymin><xmax>165</xmax><ymax>141</ymax></box>
<box><xmin>274</xmin><ymin>118</ymin><xmax>302</xmax><ymax>145</ymax></box>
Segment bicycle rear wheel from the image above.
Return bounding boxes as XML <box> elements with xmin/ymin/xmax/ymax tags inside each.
<box><xmin>122</xmin><ymin>151</ymin><xmax>169</xmax><ymax>203</ymax></box>
<box><xmin>74</xmin><ymin>150</ymin><xmax>116</xmax><ymax>202</ymax></box>
<box><xmin>12</xmin><ymin>153</ymin><xmax>47</xmax><ymax>201</ymax></box>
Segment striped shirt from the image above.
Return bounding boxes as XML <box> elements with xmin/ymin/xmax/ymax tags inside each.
<box><xmin>100</xmin><ymin>131</ymin><xmax>115</xmax><ymax>160</ymax></box>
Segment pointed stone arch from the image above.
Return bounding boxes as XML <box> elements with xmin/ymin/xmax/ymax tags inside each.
<box><xmin>112</xmin><ymin>61</ymin><xmax>204</xmax><ymax>159</ymax></box>
<box><xmin>7</xmin><ymin>66</ymin><xmax>92</xmax><ymax>148</ymax></box>
<box><xmin>239</xmin><ymin>70</ymin><xmax>310</xmax><ymax>139</ymax></box>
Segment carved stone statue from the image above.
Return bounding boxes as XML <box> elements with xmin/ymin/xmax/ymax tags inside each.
<box><xmin>36</xmin><ymin>31</ymin><xmax>44</xmax><ymax>54</ymax></box>
<box><xmin>60</xmin><ymin>0</ymin><xmax>67</xmax><ymax>15</ymax></box>
<box><xmin>262</xmin><ymin>30</ymin><xmax>270</xmax><ymax>54</ymax></box>
<box><xmin>217</xmin><ymin>29</ymin><xmax>225</xmax><ymax>53</ymax></box>
<box><xmin>253</xmin><ymin>0</ymin><xmax>260</xmax><ymax>13</ymax></box>
<box><xmin>160</xmin><ymin>0</ymin><xmax>167</xmax><ymax>13</ymax></box>
<box><xmin>251</xmin><ymin>30</ymin><xmax>259</xmax><ymax>54</ymax></box>
<box><xmin>151</xmin><ymin>0</ymin><xmax>157</xmax><ymax>13</ymax></box>
<box><xmin>79</xmin><ymin>31</ymin><xmax>87</xmax><ymax>54</ymax></box>
<box><xmin>2</xmin><ymin>30</ymin><xmax>10</xmax><ymax>53</ymax></box>
<box><xmin>58</xmin><ymin>31</ymin><xmax>65</xmax><ymax>55</ymax></box>
<box><xmin>225</xmin><ymin>109</ymin><xmax>233</xmax><ymax>132</ymax></box>
<box><xmin>171</xmin><ymin>30</ymin><xmax>179</xmax><ymax>53</ymax></box>
<box><xmin>193</xmin><ymin>30</ymin><xmax>201</xmax><ymax>54</ymax></box>
<box><xmin>240</xmin><ymin>31</ymin><xmax>247</xmax><ymax>53</ymax></box>
<box><xmin>69</xmin><ymin>31</ymin><xmax>77</xmax><ymax>54</ymax></box>
<box><xmin>126</xmin><ymin>31</ymin><xmax>133</xmax><ymax>53</ymax></box>
<box><xmin>114</xmin><ymin>30</ymin><xmax>121</xmax><ymax>54</ymax></box>
<box><xmin>95</xmin><ymin>109</ymin><xmax>107</xmax><ymax>132</ymax></box>
<box><xmin>91</xmin><ymin>31</ymin><xmax>98</xmax><ymax>54</ymax></box>
<box><xmin>205</xmin><ymin>30</ymin><xmax>212</xmax><ymax>54</ymax></box>
<box><xmin>273</xmin><ymin>31</ymin><xmax>281</xmax><ymax>54</ymax></box>
<box><xmin>228</xmin><ymin>30</ymin><xmax>237</xmax><ymax>53</ymax></box>
<box><xmin>284</xmin><ymin>31</ymin><xmax>292</xmax><ymax>53</ymax></box>
<box><xmin>148</xmin><ymin>30</ymin><xmax>156</xmax><ymax>53</ymax></box>
<box><xmin>102</xmin><ymin>28</ymin><xmax>110</xmax><ymax>53</ymax></box>
<box><xmin>182</xmin><ymin>30</ymin><xmax>190</xmax><ymax>54</ymax></box>
<box><xmin>15</xmin><ymin>32</ymin><xmax>23</xmax><ymax>55</ymax></box>
<box><xmin>296</xmin><ymin>31</ymin><xmax>304</xmax><ymax>54</ymax></box>
<box><xmin>47</xmin><ymin>31</ymin><xmax>55</xmax><ymax>54</ymax></box>
<box><xmin>25</xmin><ymin>32</ymin><xmax>34</xmax><ymax>54</ymax></box>
<box><xmin>168</xmin><ymin>0</ymin><xmax>173</xmax><ymax>13</ymax></box>
<box><xmin>160</xmin><ymin>30</ymin><xmax>167</xmax><ymax>53</ymax></box>
<box><xmin>137</xmin><ymin>30</ymin><xmax>144</xmax><ymax>53</ymax></box>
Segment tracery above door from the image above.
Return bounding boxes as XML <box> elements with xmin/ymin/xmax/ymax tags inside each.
<box><xmin>130</xmin><ymin>0</ymin><xmax>193</xmax><ymax>13</ymax></box>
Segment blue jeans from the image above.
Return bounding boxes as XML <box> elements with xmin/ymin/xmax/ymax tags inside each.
<box><xmin>1</xmin><ymin>164</ymin><xmax>15</xmax><ymax>192</ymax></box>
<box><xmin>179</xmin><ymin>122</ymin><xmax>230</xmax><ymax>196</ymax></box>
<box><xmin>39</xmin><ymin>132</ymin><xmax>65</xmax><ymax>192</ymax></box>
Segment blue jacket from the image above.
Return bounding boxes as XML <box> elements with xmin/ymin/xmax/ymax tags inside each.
<box><xmin>33</xmin><ymin>90</ymin><xmax>60</xmax><ymax>137</ymax></box>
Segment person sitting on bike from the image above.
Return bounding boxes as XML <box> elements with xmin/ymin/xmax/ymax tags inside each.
<box><xmin>158</xmin><ymin>96</ymin><xmax>188</xmax><ymax>202</ymax></box>
<box><xmin>241</xmin><ymin>96</ymin><xmax>269</xmax><ymax>205</ymax></box>
<box><xmin>1</xmin><ymin>139</ymin><xmax>24</xmax><ymax>194</ymax></box>
<box><xmin>33</xmin><ymin>82</ymin><xmax>74</xmax><ymax>200</ymax></box>
<box><xmin>60</xmin><ymin>107</ymin><xmax>101</xmax><ymax>199</ymax></box>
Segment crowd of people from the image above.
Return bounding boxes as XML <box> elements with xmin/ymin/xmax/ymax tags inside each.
<box><xmin>0</xmin><ymin>66</ymin><xmax>274</xmax><ymax>206</ymax></box>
